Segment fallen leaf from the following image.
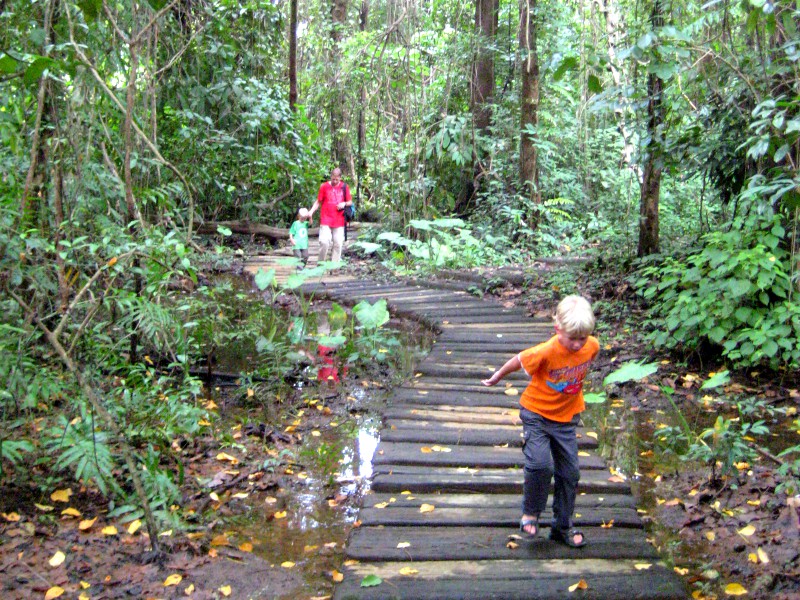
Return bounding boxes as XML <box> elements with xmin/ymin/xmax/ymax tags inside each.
<box><xmin>705</xmin><ymin>531</ymin><xmax>716</xmax><ymax>542</ymax></box>
<box><xmin>127</xmin><ymin>520</ymin><xmax>141</xmax><ymax>535</ymax></box>
<box><xmin>430</xmin><ymin>445</ymin><xmax>451</xmax><ymax>452</ymax></box>
<box><xmin>396</xmin><ymin>542</ymin><xmax>411</xmax><ymax>549</ymax></box>
<box><xmin>608</xmin><ymin>476</ymin><xmax>625</xmax><ymax>483</ymax></box>
<box><xmin>737</xmin><ymin>525</ymin><xmax>756</xmax><ymax>537</ymax></box>
<box><xmin>61</xmin><ymin>508</ymin><xmax>81</xmax><ymax>517</ymax></box>
<box><xmin>419</xmin><ymin>504</ymin><xmax>435</xmax><ymax>513</ymax></box>
<box><xmin>585</xmin><ymin>432</ymin><xmax>598</xmax><ymax>439</ymax></box>
<box><xmin>184</xmin><ymin>583</ymin><xmax>195</xmax><ymax>595</ymax></box>
<box><xmin>164</xmin><ymin>574</ymin><xmax>183</xmax><ymax>586</ymax></box>
<box><xmin>51</xmin><ymin>488</ymin><xmax>72</xmax><ymax>503</ymax></box>
<box><xmin>79</xmin><ymin>582</ymin><xmax>90</xmax><ymax>589</ymax></box>
<box><xmin>506</xmin><ymin>541</ymin><xmax>519</xmax><ymax>549</ymax></box>
<box><xmin>218</xmin><ymin>585</ymin><xmax>232</xmax><ymax>596</ymax></box>
<box><xmin>399</xmin><ymin>567</ymin><xmax>419</xmax><ymax>576</ymax></box>
<box><xmin>101</xmin><ymin>526</ymin><xmax>118</xmax><ymax>535</ymax></box>
<box><xmin>748</xmin><ymin>552</ymin><xmax>758</xmax><ymax>564</ymax></box>
<box><xmin>35</xmin><ymin>504</ymin><xmax>54</xmax><ymax>512</ymax></box>
<box><xmin>601</xmin><ymin>520</ymin><xmax>614</xmax><ymax>528</ymax></box>
<box><xmin>374</xmin><ymin>502</ymin><xmax>389</xmax><ymax>509</ymax></box>
<box><xmin>274</xmin><ymin>511</ymin><xmax>287</xmax><ymax>519</ymax></box>
<box><xmin>45</xmin><ymin>586</ymin><xmax>65</xmax><ymax>600</ymax></box>
<box><xmin>504</xmin><ymin>388</ymin><xmax>519</xmax><ymax>396</ymax></box>
<box><xmin>210</xmin><ymin>534</ymin><xmax>230</xmax><ymax>547</ymax></box>
<box><xmin>238</xmin><ymin>542</ymin><xmax>253</xmax><ymax>552</ymax></box>
<box><xmin>281</xmin><ymin>561</ymin><xmax>295</xmax><ymax>568</ymax></box>
<box><xmin>634</xmin><ymin>563</ymin><xmax>652</xmax><ymax>570</ymax></box>
<box><xmin>420</xmin><ymin>447</ymin><xmax>433</xmax><ymax>453</ymax></box>
<box><xmin>578</xmin><ymin>451</ymin><xmax>590</xmax><ymax>457</ymax></box>
<box><xmin>2</xmin><ymin>511</ymin><xmax>20</xmax><ymax>522</ymax></box>
<box><xmin>724</xmin><ymin>583</ymin><xmax>748</xmax><ymax>596</ymax></box>
<box><xmin>756</xmin><ymin>547</ymin><xmax>769</xmax><ymax>564</ymax></box>
<box><xmin>568</xmin><ymin>579</ymin><xmax>588</xmax><ymax>592</ymax></box>
<box><xmin>360</xmin><ymin>574</ymin><xmax>382</xmax><ymax>588</ymax></box>
<box><xmin>674</xmin><ymin>567</ymin><xmax>689</xmax><ymax>576</ymax></box>
<box><xmin>216</xmin><ymin>452</ymin><xmax>240</xmax><ymax>464</ymax></box>
<box><xmin>332</xmin><ymin>570</ymin><xmax>344</xmax><ymax>582</ymax></box>
<box><xmin>49</xmin><ymin>551</ymin><xmax>66</xmax><ymax>567</ymax></box>
<box><xmin>78</xmin><ymin>517</ymin><xmax>97</xmax><ymax>531</ymax></box>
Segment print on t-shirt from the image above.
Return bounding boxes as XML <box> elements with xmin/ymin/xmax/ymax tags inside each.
<box><xmin>545</xmin><ymin>361</ymin><xmax>592</xmax><ymax>395</ymax></box>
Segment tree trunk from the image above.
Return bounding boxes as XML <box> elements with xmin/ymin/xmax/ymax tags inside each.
<box><xmin>289</xmin><ymin>0</ymin><xmax>298</xmax><ymax>111</ymax></box>
<box><xmin>330</xmin><ymin>0</ymin><xmax>352</xmax><ymax>175</ymax></box>
<box><xmin>638</xmin><ymin>0</ymin><xmax>664</xmax><ymax>257</ymax></box>
<box><xmin>519</xmin><ymin>0</ymin><xmax>541</xmax><ymax>214</ymax></box>
<box><xmin>357</xmin><ymin>0</ymin><xmax>369</xmax><ymax>200</ymax></box>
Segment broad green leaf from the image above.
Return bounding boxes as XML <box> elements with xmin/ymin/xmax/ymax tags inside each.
<box><xmin>0</xmin><ymin>54</ymin><xmax>17</xmax><ymax>73</ymax></box>
<box><xmin>351</xmin><ymin>241</ymin><xmax>382</xmax><ymax>254</ymax></box>
<box><xmin>583</xmin><ymin>392</ymin><xmax>607</xmax><ymax>404</ymax></box>
<box><xmin>553</xmin><ymin>56</ymin><xmax>579</xmax><ymax>81</ymax></box>
<box><xmin>327</xmin><ymin>303</ymin><xmax>347</xmax><ymax>331</ymax></box>
<box><xmin>377</xmin><ymin>231</ymin><xmax>402</xmax><ymax>242</ymax></box>
<box><xmin>24</xmin><ymin>57</ymin><xmax>52</xmax><ymax>85</ymax></box>
<box><xmin>216</xmin><ymin>226</ymin><xmax>232</xmax><ymax>236</ymax></box>
<box><xmin>284</xmin><ymin>273</ymin><xmax>306</xmax><ymax>289</ymax></box>
<box><xmin>353</xmin><ymin>299</ymin><xmax>390</xmax><ymax>330</ymax></box>
<box><xmin>360</xmin><ymin>574</ymin><xmax>382</xmax><ymax>588</ymax></box>
<box><xmin>77</xmin><ymin>0</ymin><xmax>102</xmax><ymax>21</ymax></box>
<box><xmin>431</xmin><ymin>218</ymin><xmax>465</xmax><ymax>229</ymax></box>
<box><xmin>602</xmin><ymin>361</ymin><xmax>659</xmax><ymax>386</ymax></box>
<box><xmin>587</xmin><ymin>74</ymin><xmax>602</xmax><ymax>93</ymax></box>
<box><xmin>700</xmin><ymin>370</ymin><xmax>730</xmax><ymax>390</ymax></box>
<box><xmin>254</xmin><ymin>268</ymin><xmax>275</xmax><ymax>291</ymax></box>
<box><xmin>409</xmin><ymin>219</ymin><xmax>433</xmax><ymax>231</ymax></box>
<box><xmin>318</xmin><ymin>334</ymin><xmax>346</xmax><ymax>347</ymax></box>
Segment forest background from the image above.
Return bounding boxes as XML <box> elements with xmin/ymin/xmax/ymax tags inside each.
<box><xmin>1</xmin><ymin>0</ymin><xmax>799</xmax><ymax>597</ymax></box>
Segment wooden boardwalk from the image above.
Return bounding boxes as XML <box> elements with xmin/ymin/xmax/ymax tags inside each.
<box><xmin>242</xmin><ymin>237</ymin><xmax>689</xmax><ymax>599</ymax></box>
<box><xmin>292</xmin><ymin>276</ymin><xmax>689</xmax><ymax>600</ymax></box>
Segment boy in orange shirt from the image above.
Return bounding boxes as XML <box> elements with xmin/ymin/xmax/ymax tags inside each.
<box><xmin>482</xmin><ymin>295</ymin><xmax>599</xmax><ymax>547</ymax></box>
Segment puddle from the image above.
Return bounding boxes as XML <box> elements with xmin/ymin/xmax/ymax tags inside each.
<box><xmin>196</xmin><ymin>276</ymin><xmax>432</xmax><ymax>598</ymax></box>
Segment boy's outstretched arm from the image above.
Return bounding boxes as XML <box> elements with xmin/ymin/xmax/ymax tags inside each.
<box><xmin>482</xmin><ymin>355</ymin><xmax>522</xmax><ymax>386</ymax></box>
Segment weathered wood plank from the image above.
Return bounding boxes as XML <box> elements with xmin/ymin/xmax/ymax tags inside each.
<box><xmin>371</xmin><ymin>466</ymin><xmax>629</xmax><ymax>495</ymax></box>
<box><xmin>333</xmin><ymin>559</ymin><xmax>688</xmax><ymax>600</ymax></box>
<box><xmin>374</xmin><ymin>441</ymin><xmax>607</xmax><ymax>469</ymax></box>
<box><xmin>345</xmin><ymin>526</ymin><xmax>659</xmax><ymax>561</ymax></box>
<box><xmin>363</xmin><ymin>492</ymin><xmax>636</xmax><ymax>510</ymax></box>
<box><xmin>381</xmin><ymin>422</ymin><xmax>599</xmax><ymax>449</ymax></box>
<box><xmin>356</xmin><ymin>506</ymin><xmax>641</xmax><ymax>528</ymax></box>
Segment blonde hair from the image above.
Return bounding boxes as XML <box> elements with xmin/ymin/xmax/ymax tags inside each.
<box><xmin>554</xmin><ymin>295</ymin><xmax>595</xmax><ymax>337</ymax></box>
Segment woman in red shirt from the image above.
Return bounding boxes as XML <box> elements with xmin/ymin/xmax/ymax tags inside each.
<box><xmin>308</xmin><ymin>168</ymin><xmax>352</xmax><ymax>264</ymax></box>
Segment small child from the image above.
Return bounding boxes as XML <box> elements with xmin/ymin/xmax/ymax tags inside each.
<box><xmin>288</xmin><ymin>207</ymin><xmax>310</xmax><ymax>271</ymax></box>
<box><xmin>482</xmin><ymin>295</ymin><xmax>599</xmax><ymax>548</ymax></box>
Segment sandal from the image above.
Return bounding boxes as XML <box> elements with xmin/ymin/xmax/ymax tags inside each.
<box><xmin>550</xmin><ymin>527</ymin><xmax>587</xmax><ymax>548</ymax></box>
<box><xmin>519</xmin><ymin>516</ymin><xmax>539</xmax><ymax>540</ymax></box>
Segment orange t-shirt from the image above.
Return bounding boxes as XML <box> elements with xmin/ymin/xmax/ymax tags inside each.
<box><xmin>518</xmin><ymin>335</ymin><xmax>599</xmax><ymax>422</ymax></box>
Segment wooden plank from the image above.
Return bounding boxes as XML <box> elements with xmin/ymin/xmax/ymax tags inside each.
<box><xmin>345</xmin><ymin>526</ymin><xmax>659</xmax><ymax>561</ymax></box>
<box><xmin>363</xmin><ymin>492</ymin><xmax>636</xmax><ymax>510</ymax></box>
<box><xmin>383</xmin><ymin>406</ymin><xmax>521</xmax><ymax>425</ymax></box>
<box><xmin>381</xmin><ymin>421</ymin><xmax>599</xmax><ymax>449</ymax></box>
<box><xmin>374</xmin><ymin>442</ymin><xmax>607</xmax><ymax>470</ymax></box>
<box><xmin>356</xmin><ymin>506</ymin><xmax>642</xmax><ymax>528</ymax></box>
<box><xmin>333</xmin><ymin>559</ymin><xmax>688</xmax><ymax>600</ymax></box>
<box><xmin>371</xmin><ymin>466</ymin><xmax>629</xmax><ymax>495</ymax></box>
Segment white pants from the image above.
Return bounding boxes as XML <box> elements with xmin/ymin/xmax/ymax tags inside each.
<box><xmin>318</xmin><ymin>225</ymin><xmax>344</xmax><ymax>263</ymax></box>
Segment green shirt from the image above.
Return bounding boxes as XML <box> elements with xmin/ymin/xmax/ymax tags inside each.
<box><xmin>289</xmin><ymin>220</ymin><xmax>309</xmax><ymax>250</ymax></box>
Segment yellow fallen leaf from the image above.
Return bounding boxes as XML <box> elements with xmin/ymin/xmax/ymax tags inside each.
<box><xmin>51</xmin><ymin>488</ymin><xmax>72</xmax><ymax>503</ymax></box>
<box><xmin>724</xmin><ymin>583</ymin><xmax>748</xmax><ymax>596</ymax></box>
<box><xmin>737</xmin><ymin>525</ymin><xmax>756</xmax><ymax>537</ymax></box>
<box><xmin>198</xmin><ymin>419</ymin><xmax>211</xmax><ymax>426</ymax></box>
<box><xmin>49</xmin><ymin>551</ymin><xmax>66</xmax><ymax>567</ymax></box>
<box><xmin>216</xmin><ymin>452</ymin><xmax>239</xmax><ymax>464</ymax></box>
<box><xmin>601</xmin><ymin>519</ymin><xmax>614</xmax><ymax>528</ymax></box>
<box><xmin>160</xmin><ymin>529</ymin><xmax>173</xmax><ymax>536</ymax></box>
<box><xmin>210</xmin><ymin>534</ymin><xmax>230</xmax><ymax>547</ymax></box>
<box><xmin>419</xmin><ymin>504</ymin><xmax>435</xmax><ymax>513</ymax></box>
<box><xmin>184</xmin><ymin>583</ymin><xmax>195</xmax><ymax>595</ymax></box>
<box><xmin>396</xmin><ymin>542</ymin><xmax>411</xmax><ymax>549</ymax></box>
<box><xmin>746</xmin><ymin>500</ymin><xmax>761</xmax><ymax>506</ymax></box>
<box><xmin>430</xmin><ymin>445</ymin><xmax>451</xmax><ymax>452</ymax></box>
<box><xmin>506</xmin><ymin>541</ymin><xmax>519</xmax><ymax>549</ymax></box>
<box><xmin>332</xmin><ymin>570</ymin><xmax>344</xmax><ymax>582</ymax></box>
<box><xmin>2</xmin><ymin>512</ymin><xmax>20</xmax><ymax>522</ymax></box>
<box><xmin>748</xmin><ymin>552</ymin><xmax>758</xmax><ymax>564</ymax></box>
<box><xmin>578</xmin><ymin>451</ymin><xmax>590</xmax><ymax>457</ymax></box>
<box><xmin>127</xmin><ymin>520</ymin><xmax>141</xmax><ymax>535</ymax></box>
<box><xmin>674</xmin><ymin>567</ymin><xmax>689</xmax><ymax>576</ymax></box>
<box><xmin>61</xmin><ymin>507</ymin><xmax>81</xmax><ymax>517</ymax></box>
<box><xmin>281</xmin><ymin>561</ymin><xmax>295</xmax><ymax>568</ymax></box>
<box><xmin>399</xmin><ymin>567</ymin><xmax>419</xmax><ymax>576</ymax></box>
<box><xmin>586</xmin><ymin>432</ymin><xmax>598</xmax><ymax>439</ymax></box>
<box><xmin>102</xmin><ymin>526</ymin><xmax>118</xmax><ymax>535</ymax></box>
<box><xmin>374</xmin><ymin>502</ymin><xmax>389</xmax><ymax>509</ymax></box>
<box><xmin>274</xmin><ymin>511</ymin><xmax>287</xmax><ymax>519</ymax></box>
<box><xmin>705</xmin><ymin>531</ymin><xmax>716</xmax><ymax>542</ymax></box>
<box><xmin>78</xmin><ymin>517</ymin><xmax>97</xmax><ymax>531</ymax></box>
<box><xmin>344</xmin><ymin>559</ymin><xmax>359</xmax><ymax>566</ymax></box>
<box><xmin>79</xmin><ymin>594</ymin><xmax>90</xmax><ymax>600</ymax></box>
<box><xmin>164</xmin><ymin>573</ymin><xmax>183</xmax><ymax>586</ymax></box>
<box><xmin>219</xmin><ymin>585</ymin><xmax>232</xmax><ymax>596</ymax></box>
<box><xmin>634</xmin><ymin>563</ymin><xmax>652</xmax><ymax>570</ymax></box>
<box><xmin>35</xmin><ymin>504</ymin><xmax>54</xmax><ymax>512</ymax></box>
<box><xmin>209</xmin><ymin>492</ymin><xmax>220</xmax><ymax>502</ymax></box>
<box><xmin>504</xmin><ymin>388</ymin><xmax>519</xmax><ymax>396</ymax></box>
<box><xmin>304</xmin><ymin>545</ymin><xmax>319</xmax><ymax>553</ymax></box>
<box><xmin>756</xmin><ymin>547</ymin><xmax>769</xmax><ymax>564</ymax></box>
<box><xmin>420</xmin><ymin>447</ymin><xmax>433</xmax><ymax>453</ymax></box>
<box><xmin>79</xmin><ymin>581</ymin><xmax>90</xmax><ymax>589</ymax></box>
<box><xmin>568</xmin><ymin>579</ymin><xmax>588</xmax><ymax>592</ymax></box>
<box><xmin>239</xmin><ymin>542</ymin><xmax>253</xmax><ymax>552</ymax></box>
<box><xmin>45</xmin><ymin>586</ymin><xmax>65</xmax><ymax>600</ymax></box>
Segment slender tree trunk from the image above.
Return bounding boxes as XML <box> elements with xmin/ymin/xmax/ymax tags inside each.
<box><xmin>357</xmin><ymin>0</ymin><xmax>369</xmax><ymax>199</ymax></box>
<box><xmin>289</xmin><ymin>0</ymin><xmax>298</xmax><ymax>111</ymax></box>
<box><xmin>638</xmin><ymin>0</ymin><xmax>664</xmax><ymax>257</ymax></box>
<box><xmin>330</xmin><ymin>0</ymin><xmax>352</xmax><ymax>174</ymax></box>
<box><xmin>519</xmin><ymin>0</ymin><xmax>541</xmax><ymax>214</ymax></box>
